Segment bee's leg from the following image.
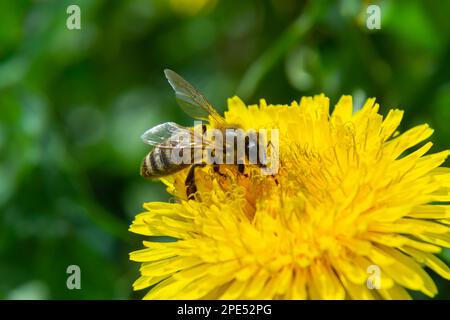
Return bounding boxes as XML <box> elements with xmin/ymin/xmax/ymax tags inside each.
<box><xmin>237</xmin><ymin>163</ymin><xmax>249</xmax><ymax>177</ymax></box>
<box><xmin>260</xmin><ymin>162</ymin><xmax>279</xmax><ymax>185</ymax></box>
<box><xmin>273</xmin><ymin>175</ymin><xmax>279</xmax><ymax>185</ymax></box>
<box><xmin>213</xmin><ymin>164</ymin><xmax>227</xmax><ymax>177</ymax></box>
<box><xmin>185</xmin><ymin>163</ymin><xmax>205</xmax><ymax>199</ymax></box>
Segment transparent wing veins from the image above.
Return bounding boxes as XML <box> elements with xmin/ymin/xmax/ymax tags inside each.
<box><xmin>141</xmin><ymin>122</ymin><xmax>217</xmax><ymax>150</ymax></box>
<box><xmin>141</xmin><ymin>122</ymin><xmax>187</xmax><ymax>146</ymax></box>
<box><xmin>164</xmin><ymin>69</ymin><xmax>224</xmax><ymax>124</ymax></box>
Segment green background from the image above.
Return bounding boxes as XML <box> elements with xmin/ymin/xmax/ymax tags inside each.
<box><xmin>0</xmin><ymin>0</ymin><xmax>449</xmax><ymax>299</ymax></box>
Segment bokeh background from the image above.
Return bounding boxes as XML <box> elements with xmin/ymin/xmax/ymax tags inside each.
<box><xmin>0</xmin><ymin>0</ymin><xmax>449</xmax><ymax>299</ymax></box>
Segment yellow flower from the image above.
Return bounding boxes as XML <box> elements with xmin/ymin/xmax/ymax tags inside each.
<box><xmin>130</xmin><ymin>95</ymin><xmax>450</xmax><ymax>299</ymax></box>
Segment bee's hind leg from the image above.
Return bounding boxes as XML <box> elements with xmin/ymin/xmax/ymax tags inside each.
<box><xmin>185</xmin><ymin>163</ymin><xmax>206</xmax><ymax>199</ymax></box>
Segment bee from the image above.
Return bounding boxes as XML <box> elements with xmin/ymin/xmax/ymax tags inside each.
<box><xmin>140</xmin><ymin>69</ymin><xmax>275</xmax><ymax>198</ymax></box>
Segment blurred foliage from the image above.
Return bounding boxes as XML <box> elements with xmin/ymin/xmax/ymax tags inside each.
<box><xmin>0</xmin><ymin>0</ymin><xmax>449</xmax><ymax>299</ymax></box>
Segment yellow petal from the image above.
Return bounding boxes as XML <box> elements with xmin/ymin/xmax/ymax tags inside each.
<box><xmin>309</xmin><ymin>261</ymin><xmax>345</xmax><ymax>300</ymax></box>
<box><xmin>289</xmin><ymin>269</ymin><xmax>307</xmax><ymax>300</ymax></box>
<box><xmin>402</xmin><ymin>247</ymin><xmax>450</xmax><ymax>280</ymax></box>
<box><xmin>332</xmin><ymin>95</ymin><xmax>353</xmax><ymax>123</ymax></box>
<box><xmin>220</xmin><ymin>280</ymin><xmax>248</xmax><ymax>299</ymax></box>
<box><xmin>338</xmin><ymin>274</ymin><xmax>376</xmax><ymax>300</ymax></box>
<box><xmin>377</xmin><ymin>246</ymin><xmax>437</xmax><ymax>297</ymax></box>
<box><xmin>377</xmin><ymin>285</ymin><xmax>412</xmax><ymax>300</ymax></box>
<box><xmin>408</xmin><ymin>205</ymin><xmax>450</xmax><ymax>219</ymax></box>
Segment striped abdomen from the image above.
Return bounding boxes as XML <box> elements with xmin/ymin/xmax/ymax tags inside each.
<box><xmin>140</xmin><ymin>145</ymin><xmax>190</xmax><ymax>179</ymax></box>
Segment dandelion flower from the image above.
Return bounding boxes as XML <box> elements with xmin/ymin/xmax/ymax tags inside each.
<box><xmin>130</xmin><ymin>95</ymin><xmax>450</xmax><ymax>299</ymax></box>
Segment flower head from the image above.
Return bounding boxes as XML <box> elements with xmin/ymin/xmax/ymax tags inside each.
<box><xmin>130</xmin><ymin>95</ymin><xmax>450</xmax><ymax>299</ymax></box>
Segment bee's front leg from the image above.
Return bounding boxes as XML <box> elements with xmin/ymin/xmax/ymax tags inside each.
<box><xmin>185</xmin><ymin>163</ymin><xmax>206</xmax><ymax>199</ymax></box>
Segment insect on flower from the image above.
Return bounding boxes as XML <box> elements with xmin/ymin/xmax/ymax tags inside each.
<box><xmin>140</xmin><ymin>69</ymin><xmax>278</xmax><ymax>198</ymax></box>
<box><xmin>131</xmin><ymin>92</ymin><xmax>450</xmax><ymax>300</ymax></box>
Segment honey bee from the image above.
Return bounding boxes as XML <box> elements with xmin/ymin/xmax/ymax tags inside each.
<box><xmin>140</xmin><ymin>69</ymin><xmax>276</xmax><ymax>198</ymax></box>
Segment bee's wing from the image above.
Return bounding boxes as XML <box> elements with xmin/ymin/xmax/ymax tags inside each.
<box><xmin>164</xmin><ymin>69</ymin><xmax>225</xmax><ymax>125</ymax></box>
<box><xmin>141</xmin><ymin>122</ymin><xmax>189</xmax><ymax>146</ymax></box>
<box><xmin>141</xmin><ymin>122</ymin><xmax>215</xmax><ymax>149</ymax></box>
